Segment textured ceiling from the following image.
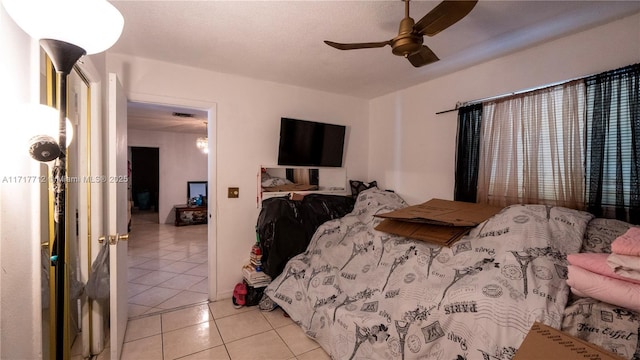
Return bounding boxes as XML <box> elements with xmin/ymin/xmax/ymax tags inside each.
<box><xmin>127</xmin><ymin>102</ymin><xmax>208</xmax><ymax>134</ymax></box>
<box><xmin>110</xmin><ymin>0</ymin><xmax>640</xmax><ymax>132</ymax></box>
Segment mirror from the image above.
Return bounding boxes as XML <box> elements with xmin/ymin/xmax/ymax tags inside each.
<box><xmin>40</xmin><ymin>55</ymin><xmax>85</xmax><ymax>359</ymax></box>
<box><xmin>258</xmin><ymin>166</ymin><xmax>347</xmax><ymax>203</ymax></box>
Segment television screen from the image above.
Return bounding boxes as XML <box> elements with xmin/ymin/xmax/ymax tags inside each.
<box><xmin>277</xmin><ymin>118</ymin><xmax>346</xmax><ymax>167</ymax></box>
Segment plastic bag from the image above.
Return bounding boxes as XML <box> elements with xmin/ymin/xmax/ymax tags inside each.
<box><xmin>256</xmin><ymin>194</ymin><xmax>354</xmax><ymax>278</ymax></box>
<box><xmin>85</xmin><ymin>242</ymin><xmax>110</xmax><ymax>300</ymax></box>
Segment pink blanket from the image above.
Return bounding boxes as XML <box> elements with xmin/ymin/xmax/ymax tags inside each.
<box><xmin>567</xmin><ymin>265</ymin><xmax>640</xmax><ymax>312</ymax></box>
<box><xmin>611</xmin><ymin>226</ymin><xmax>640</xmax><ymax>256</ymax></box>
<box><xmin>567</xmin><ymin>253</ymin><xmax>640</xmax><ymax>285</ymax></box>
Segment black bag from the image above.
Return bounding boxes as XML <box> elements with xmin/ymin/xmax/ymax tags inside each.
<box><xmin>244</xmin><ymin>279</ymin><xmax>266</xmax><ymax>307</ymax></box>
<box><xmin>256</xmin><ymin>194</ymin><xmax>354</xmax><ymax>278</ymax></box>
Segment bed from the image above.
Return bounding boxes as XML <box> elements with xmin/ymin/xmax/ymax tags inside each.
<box><xmin>261</xmin><ymin>188</ymin><xmax>640</xmax><ymax>360</ymax></box>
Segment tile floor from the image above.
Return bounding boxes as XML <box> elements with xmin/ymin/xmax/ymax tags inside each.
<box><xmin>127</xmin><ymin>210</ymin><xmax>209</xmax><ymax>318</ymax></box>
<box><xmin>89</xmin><ymin>210</ymin><xmax>329</xmax><ymax>359</ymax></box>
<box><xmin>109</xmin><ymin>300</ymin><xmax>330</xmax><ymax>360</ymax></box>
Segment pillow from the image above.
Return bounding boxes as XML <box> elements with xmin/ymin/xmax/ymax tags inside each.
<box><xmin>349</xmin><ymin>180</ymin><xmax>377</xmax><ymax>199</ymax></box>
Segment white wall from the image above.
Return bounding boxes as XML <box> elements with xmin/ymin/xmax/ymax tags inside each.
<box><xmin>368</xmin><ymin>13</ymin><xmax>640</xmax><ymax>206</ymax></box>
<box><xmin>128</xmin><ymin>129</ymin><xmax>208</xmax><ymax>223</ymax></box>
<box><xmin>0</xmin><ymin>5</ymin><xmax>43</xmax><ymax>359</ymax></box>
<box><xmin>107</xmin><ymin>55</ymin><xmax>370</xmax><ymax>297</ymax></box>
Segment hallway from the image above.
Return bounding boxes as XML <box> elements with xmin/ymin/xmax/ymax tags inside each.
<box><xmin>127</xmin><ymin>210</ymin><xmax>209</xmax><ymax>318</ymax></box>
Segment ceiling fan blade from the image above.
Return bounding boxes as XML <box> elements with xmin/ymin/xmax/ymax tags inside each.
<box><xmin>324</xmin><ymin>40</ymin><xmax>391</xmax><ymax>50</ymax></box>
<box><xmin>414</xmin><ymin>0</ymin><xmax>478</xmax><ymax>37</ymax></box>
<box><xmin>407</xmin><ymin>46</ymin><xmax>439</xmax><ymax>67</ymax></box>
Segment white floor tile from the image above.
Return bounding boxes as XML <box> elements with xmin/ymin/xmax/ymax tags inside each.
<box><xmin>225</xmin><ymin>330</ymin><xmax>293</xmax><ymax>360</ymax></box>
<box><xmin>162</xmin><ymin>320</ymin><xmax>223</xmax><ymax>360</ymax></box>
<box><xmin>185</xmin><ymin>263</ymin><xmax>209</xmax><ymax>276</ymax></box>
<box><xmin>209</xmin><ymin>299</ymin><xmax>254</xmax><ymax>320</ymax></box>
<box><xmin>129</xmin><ymin>270</ymin><xmax>178</xmax><ymax>286</ymax></box>
<box><xmin>162</xmin><ymin>260</ymin><xmax>201</xmax><ymax>274</ymax></box>
<box><xmin>189</xmin><ymin>278</ymin><xmax>210</xmax><ymax>294</ymax></box>
<box><xmin>133</xmin><ymin>258</ymin><xmax>177</xmax><ymax>271</ymax></box>
<box><xmin>124</xmin><ymin>314</ymin><xmax>161</xmax><ymax>342</ymax></box>
<box><xmin>178</xmin><ymin>345</ymin><xmax>230</xmax><ymax>360</ymax></box>
<box><xmin>129</xmin><ymin>286</ymin><xmax>182</xmax><ymax>308</ymax></box>
<box><xmin>157</xmin><ymin>273</ymin><xmax>206</xmax><ymax>290</ymax></box>
<box><xmin>128</xmin><ymin>303</ymin><xmax>153</xmax><ymax>318</ymax></box>
<box><xmin>276</xmin><ymin>323</ymin><xmax>320</xmax><ymax>355</ymax></box>
<box><xmin>120</xmin><ymin>334</ymin><xmax>163</xmax><ymax>360</ymax></box>
<box><xmin>156</xmin><ymin>290</ymin><xmax>209</xmax><ymax>309</ymax></box>
<box><xmin>215</xmin><ymin>309</ymin><xmax>273</xmax><ymax>343</ymax></box>
<box><xmin>161</xmin><ymin>303</ymin><xmax>212</xmax><ymax>332</ymax></box>
<box><xmin>261</xmin><ymin>307</ymin><xmax>294</xmax><ymax>329</ymax></box>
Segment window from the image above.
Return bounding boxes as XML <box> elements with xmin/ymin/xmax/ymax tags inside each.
<box><xmin>455</xmin><ymin>63</ymin><xmax>640</xmax><ymax>224</ymax></box>
<box><xmin>476</xmin><ymin>81</ymin><xmax>586</xmax><ymax>209</ymax></box>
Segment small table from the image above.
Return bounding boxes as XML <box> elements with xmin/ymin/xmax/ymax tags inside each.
<box><xmin>174</xmin><ymin>205</ymin><xmax>208</xmax><ymax>226</ymax></box>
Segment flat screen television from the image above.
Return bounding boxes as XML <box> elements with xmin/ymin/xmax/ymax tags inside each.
<box><xmin>277</xmin><ymin>118</ymin><xmax>346</xmax><ymax>167</ymax></box>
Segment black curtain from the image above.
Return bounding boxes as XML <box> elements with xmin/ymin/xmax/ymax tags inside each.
<box><xmin>454</xmin><ymin>103</ymin><xmax>483</xmax><ymax>202</ymax></box>
<box><xmin>585</xmin><ymin>63</ymin><xmax>640</xmax><ymax>224</ymax></box>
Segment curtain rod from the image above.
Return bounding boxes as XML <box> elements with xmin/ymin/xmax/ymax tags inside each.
<box><xmin>435</xmin><ymin>73</ymin><xmax>591</xmax><ymax>115</ymax></box>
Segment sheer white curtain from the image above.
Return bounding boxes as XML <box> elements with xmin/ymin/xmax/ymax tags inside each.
<box><xmin>477</xmin><ymin>80</ymin><xmax>586</xmax><ymax>208</ymax></box>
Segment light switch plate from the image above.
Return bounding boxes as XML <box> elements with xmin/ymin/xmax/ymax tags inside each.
<box><xmin>228</xmin><ymin>187</ymin><xmax>239</xmax><ymax>198</ymax></box>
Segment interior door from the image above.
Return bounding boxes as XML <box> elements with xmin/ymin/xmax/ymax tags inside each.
<box><xmin>107</xmin><ymin>72</ymin><xmax>129</xmax><ymax>360</ymax></box>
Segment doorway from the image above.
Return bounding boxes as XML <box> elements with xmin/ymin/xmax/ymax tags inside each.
<box><xmin>130</xmin><ymin>146</ymin><xmax>160</xmax><ymax>223</ymax></box>
<box><xmin>126</xmin><ymin>101</ymin><xmax>214</xmax><ymax>319</ymax></box>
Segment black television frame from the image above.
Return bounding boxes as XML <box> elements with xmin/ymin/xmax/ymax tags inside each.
<box><xmin>277</xmin><ymin>117</ymin><xmax>346</xmax><ymax>167</ymax></box>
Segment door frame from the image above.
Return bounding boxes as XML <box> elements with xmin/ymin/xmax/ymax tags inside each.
<box><xmin>127</xmin><ymin>92</ymin><xmax>218</xmax><ymax>301</ymax></box>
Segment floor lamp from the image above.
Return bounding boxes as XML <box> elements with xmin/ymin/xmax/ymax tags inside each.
<box><xmin>2</xmin><ymin>1</ymin><xmax>123</xmax><ymax>359</ymax></box>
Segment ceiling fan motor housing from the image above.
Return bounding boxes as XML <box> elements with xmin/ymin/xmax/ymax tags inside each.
<box><xmin>392</xmin><ymin>16</ymin><xmax>423</xmax><ymax>57</ymax></box>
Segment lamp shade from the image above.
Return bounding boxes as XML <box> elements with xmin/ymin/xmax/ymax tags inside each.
<box><xmin>2</xmin><ymin>0</ymin><xmax>124</xmax><ymax>54</ymax></box>
<box><xmin>22</xmin><ymin>104</ymin><xmax>74</xmax><ymax>147</ymax></box>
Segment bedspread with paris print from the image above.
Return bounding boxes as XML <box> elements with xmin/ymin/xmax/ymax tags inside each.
<box><xmin>263</xmin><ymin>188</ymin><xmax>594</xmax><ymax>360</ymax></box>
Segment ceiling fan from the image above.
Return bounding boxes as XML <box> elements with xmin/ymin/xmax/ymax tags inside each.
<box><xmin>324</xmin><ymin>0</ymin><xmax>478</xmax><ymax>67</ymax></box>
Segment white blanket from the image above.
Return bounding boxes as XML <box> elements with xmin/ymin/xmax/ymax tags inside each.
<box><xmin>264</xmin><ymin>189</ymin><xmax>594</xmax><ymax>359</ymax></box>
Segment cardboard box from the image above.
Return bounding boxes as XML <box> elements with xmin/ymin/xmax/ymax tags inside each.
<box><xmin>375</xmin><ymin>198</ymin><xmax>502</xmax><ymax>226</ymax></box>
<box><xmin>374</xmin><ymin>199</ymin><xmax>502</xmax><ymax>246</ymax></box>
<box><xmin>514</xmin><ymin>322</ymin><xmax>625</xmax><ymax>360</ymax></box>
<box><xmin>374</xmin><ymin>219</ymin><xmax>473</xmax><ymax>246</ymax></box>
